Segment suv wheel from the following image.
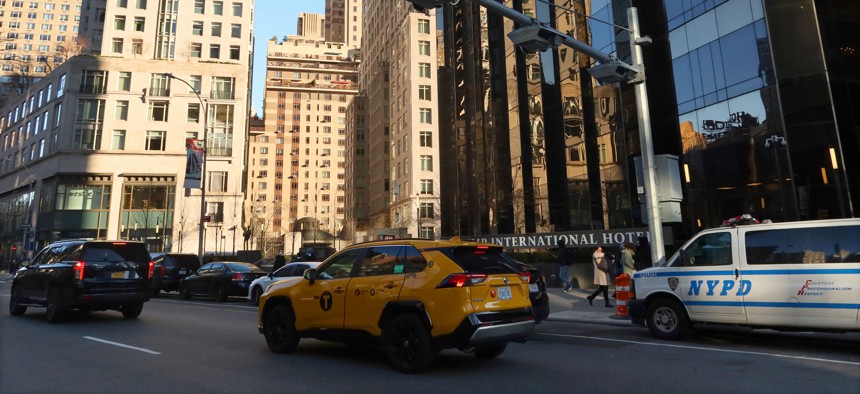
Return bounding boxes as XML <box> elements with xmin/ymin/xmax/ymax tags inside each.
<box><xmin>179</xmin><ymin>285</ymin><xmax>191</xmax><ymax>300</ymax></box>
<box><xmin>9</xmin><ymin>288</ymin><xmax>26</xmax><ymax>316</ymax></box>
<box><xmin>384</xmin><ymin>314</ymin><xmax>434</xmax><ymax>373</ymax></box>
<box><xmin>151</xmin><ymin>281</ymin><xmax>161</xmax><ymax>297</ymax></box>
<box><xmin>45</xmin><ymin>288</ymin><xmax>68</xmax><ymax>323</ymax></box>
<box><xmin>121</xmin><ymin>302</ymin><xmax>144</xmax><ymax>319</ymax></box>
<box><xmin>251</xmin><ymin>286</ymin><xmax>263</xmax><ymax>304</ymax></box>
<box><xmin>473</xmin><ymin>344</ymin><xmax>507</xmax><ymax>359</ymax></box>
<box><xmin>264</xmin><ymin>305</ymin><xmax>300</xmax><ymax>353</ymax></box>
<box><xmin>646</xmin><ymin>298</ymin><xmax>689</xmax><ymax>340</ymax></box>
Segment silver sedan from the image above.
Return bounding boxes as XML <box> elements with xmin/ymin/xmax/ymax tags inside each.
<box><xmin>247</xmin><ymin>262</ymin><xmax>321</xmax><ymax>303</ymax></box>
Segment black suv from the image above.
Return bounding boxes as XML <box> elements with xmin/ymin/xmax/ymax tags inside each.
<box><xmin>9</xmin><ymin>240</ymin><xmax>153</xmax><ymax>323</ymax></box>
<box><xmin>151</xmin><ymin>253</ymin><xmax>201</xmax><ymax>296</ymax></box>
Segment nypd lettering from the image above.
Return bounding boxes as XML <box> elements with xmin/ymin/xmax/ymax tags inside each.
<box><xmin>688</xmin><ymin>279</ymin><xmax>752</xmax><ymax>296</ymax></box>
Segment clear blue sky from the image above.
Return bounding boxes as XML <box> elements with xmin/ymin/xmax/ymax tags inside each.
<box><xmin>251</xmin><ymin>0</ymin><xmax>325</xmax><ymax>115</ymax></box>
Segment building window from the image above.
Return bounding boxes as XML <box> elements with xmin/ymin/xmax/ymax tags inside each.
<box><xmin>209</xmin><ymin>44</ymin><xmax>220</xmax><ymax>59</ymax></box>
<box><xmin>420</xmin><ymin>179</ymin><xmax>433</xmax><ymax>194</ymax></box>
<box><xmin>418</xmin><ymin>19</ymin><xmax>430</xmax><ymax>34</ymax></box>
<box><xmin>231</xmin><ymin>23</ymin><xmax>241</xmax><ymax>38</ymax></box>
<box><xmin>229</xmin><ymin>45</ymin><xmax>240</xmax><ymax>60</ymax></box>
<box><xmin>133</xmin><ymin>17</ymin><xmax>145</xmax><ymax>31</ymax></box>
<box><xmin>112</xmin><ymin>130</ymin><xmax>126</xmax><ymax>150</ymax></box>
<box><xmin>118</xmin><ymin>71</ymin><xmax>131</xmax><ymax>91</ymax></box>
<box><xmin>206</xmin><ymin>202</ymin><xmax>224</xmax><ymax>222</ymax></box>
<box><xmin>232</xmin><ymin>2</ymin><xmax>242</xmax><ymax>17</ymax></box>
<box><xmin>79</xmin><ymin>70</ymin><xmax>107</xmax><ymax>94</ymax></box>
<box><xmin>111</xmin><ymin>38</ymin><xmax>123</xmax><ymax>53</ymax></box>
<box><xmin>210</xmin><ymin>22</ymin><xmax>221</xmax><ymax>37</ymax></box>
<box><xmin>114</xmin><ymin>15</ymin><xmax>126</xmax><ymax>30</ymax></box>
<box><xmin>211</xmin><ymin>76</ymin><xmax>234</xmax><ymax>99</ymax></box>
<box><xmin>420</xmin><ymin>131</ymin><xmax>432</xmax><ymax>147</ymax></box>
<box><xmin>149</xmin><ymin>73</ymin><xmax>170</xmax><ymax>96</ymax></box>
<box><xmin>419</xmin><ymin>63</ymin><xmax>430</xmax><ymax>78</ymax></box>
<box><xmin>212</xmin><ymin>1</ymin><xmax>223</xmax><ymax>15</ymax></box>
<box><xmin>419</xmin><ymin>202</ymin><xmax>434</xmax><ymax>219</ymax></box>
<box><xmin>192</xmin><ymin>21</ymin><xmax>203</xmax><ymax>35</ymax></box>
<box><xmin>132</xmin><ymin>39</ymin><xmax>143</xmax><ymax>54</ymax></box>
<box><xmin>418</xmin><ymin>41</ymin><xmax>430</xmax><ymax>56</ymax></box>
<box><xmin>420</xmin><ymin>155</ymin><xmax>433</xmax><ymax>171</ymax></box>
<box><xmin>193</xmin><ymin>0</ymin><xmax>204</xmax><ymax>14</ymax></box>
<box><xmin>187</xmin><ymin>103</ymin><xmax>200</xmax><ymax>123</ymax></box>
<box><xmin>148</xmin><ymin>101</ymin><xmax>169</xmax><ymax>122</ymax></box>
<box><xmin>419</xmin><ymin>226</ymin><xmax>435</xmax><ymax>240</ymax></box>
<box><xmin>73</xmin><ymin>127</ymin><xmax>99</xmax><ymax>150</ymax></box>
<box><xmin>145</xmin><ymin>130</ymin><xmax>165</xmax><ymax>151</ymax></box>
<box><xmin>418</xmin><ymin>85</ymin><xmax>431</xmax><ymax>101</ymax></box>
<box><xmin>190</xmin><ymin>43</ymin><xmax>202</xmax><ymax>58</ymax></box>
<box><xmin>208</xmin><ymin>171</ymin><xmax>227</xmax><ymax>192</ymax></box>
<box><xmin>115</xmin><ymin>100</ymin><xmax>128</xmax><ymax>120</ymax></box>
<box><xmin>419</xmin><ymin>108</ymin><xmax>432</xmax><ymax>124</ymax></box>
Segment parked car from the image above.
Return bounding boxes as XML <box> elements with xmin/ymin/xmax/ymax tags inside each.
<box><xmin>151</xmin><ymin>253</ymin><xmax>201</xmax><ymax>296</ymax></box>
<box><xmin>507</xmin><ymin>258</ymin><xmax>549</xmax><ymax>323</ymax></box>
<box><xmin>179</xmin><ymin>262</ymin><xmax>266</xmax><ymax>302</ymax></box>
<box><xmin>248</xmin><ymin>262</ymin><xmax>322</xmax><ymax>303</ymax></box>
<box><xmin>258</xmin><ymin>238</ymin><xmax>535</xmax><ymax>373</ymax></box>
<box><xmin>9</xmin><ymin>240</ymin><xmax>153</xmax><ymax>323</ymax></box>
<box><xmin>290</xmin><ymin>246</ymin><xmax>336</xmax><ymax>262</ymax></box>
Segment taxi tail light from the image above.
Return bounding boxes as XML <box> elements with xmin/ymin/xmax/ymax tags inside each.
<box><xmin>148</xmin><ymin>261</ymin><xmax>155</xmax><ymax>278</ymax></box>
<box><xmin>437</xmin><ymin>273</ymin><xmax>487</xmax><ymax>288</ymax></box>
<box><xmin>518</xmin><ymin>272</ymin><xmax>531</xmax><ymax>283</ymax></box>
<box><xmin>73</xmin><ymin>261</ymin><xmax>85</xmax><ymax>280</ymax></box>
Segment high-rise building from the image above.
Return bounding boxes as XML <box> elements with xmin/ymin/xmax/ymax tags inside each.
<box><xmin>325</xmin><ymin>0</ymin><xmax>363</xmax><ymax>48</ymax></box>
<box><xmin>297</xmin><ymin>13</ymin><xmax>325</xmax><ymax>39</ymax></box>
<box><xmin>0</xmin><ymin>1</ymin><xmax>85</xmax><ymax>107</ymax></box>
<box><xmin>0</xmin><ymin>0</ymin><xmax>254</xmax><ymax>258</ymax></box>
<box><xmin>354</xmin><ymin>0</ymin><xmax>440</xmax><ymax>241</ymax></box>
<box><xmin>437</xmin><ymin>0</ymin><xmax>858</xmax><ymax>246</ymax></box>
<box><xmin>249</xmin><ymin>36</ymin><xmax>358</xmax><ymax>255</ymax></box>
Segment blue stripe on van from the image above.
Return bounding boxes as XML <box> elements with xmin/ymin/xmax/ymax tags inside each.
<box><xmin>684</xmin><ymin>301</ymin><xmax>860</xmax><ymax>309</ymax></box>
<box><xmin>634</xmin><ymin>270</ymin><xmax>734</xmax><ymax>278</ymax></box>
<box><xmin>741</xmin><ymin>269</ymin><xmax>860</xmax><ymax>275</ymax></box>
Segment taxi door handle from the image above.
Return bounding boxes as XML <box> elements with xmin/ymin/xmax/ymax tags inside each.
<box><xmin>333</xmin><ymin>287</ymin><xmax>346</xmax><ymax>294</ymax></box>
<box><xmin>383</xmin><ymin>282</ymin><xmax>398</xmax><ymax>289</ymax></box>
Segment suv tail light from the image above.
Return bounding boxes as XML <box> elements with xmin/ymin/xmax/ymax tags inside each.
<box><xmin>74</xmin><ymin>261</ymin><xmax>85</xmax><ymax>280</ymax></box>
<box><xmin>159</xmin><ymin>265</ymin><xmax>166</xmax><ymax>276</ymax></box>
<box><xmin>148</xmin><ymin>261</ymin><xmax>155</xmax><ymax>278</ymax></box>
<box><xmin>518</xmin><ymin>272</ymin><xmax>531</xmax><ymax>283</ymax></box>
<box><xmin>437</xmin><ymin>273</ymin><xmax>487</xmax><ymax>288</ymax></box>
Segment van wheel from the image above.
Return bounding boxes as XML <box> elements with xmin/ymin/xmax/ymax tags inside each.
<box><xmin>473</xmin><ymin>343</ymin><xmax>507</xmax><ymax>359</ymax></box>
<box><xmin>121</xmin><ymin>302</ymin><xmax>143</xmax><ymax>319</ymax></box>
<box><xmin>384</xmin><ymin>314</ymin><xmax>434</xmax><ymax>373</ymax></box>
<box><xmin>264</xmin><ymin>305</ymin><xmax>300</xmax><ymax>353</ymax></box>
<box><xmin>646</xmin><ymin>298</ymin><xmax>689</xmax><ymax>340</ymax></box>
<box><xmin>46</xmin><ymin>288</ymin><xmax>68</xmax><ymax>323</ymax></box>
<box><xmin>9</xmin><ymin>287</ymin><xmax>26</xmax><ymax>316</ymax></box>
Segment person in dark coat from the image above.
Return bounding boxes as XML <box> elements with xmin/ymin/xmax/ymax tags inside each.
<box><xmin>556</xmin><ymin>239</ymin><xmax>573</xmax><ymax>292</ymax></box>
<box><xmin>272</xmin><ymin>254</ymin><xmax>286</xmax><ymax>272</ymax></box>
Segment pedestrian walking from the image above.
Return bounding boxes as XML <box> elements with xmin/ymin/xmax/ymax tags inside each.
<box><xmin>587</xmin><ymin>246</ymin><xmax>612</xmax><ymax>307</ymax></box>
<box><xmin>621</xmin><ymin>243</ymin><xmax>636</xmax><ymax>275</ymax></box>
<box><xmin>555</xmin><ymin>239</ymin><xmax>573</xmax><ymax>292</ymax></box>
<box><xmin>272</xmin><ymin>254</ymin><xmax>286</xmax><ymax>272</ymax></box>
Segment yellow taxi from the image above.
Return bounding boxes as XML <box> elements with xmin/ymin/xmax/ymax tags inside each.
<box><xmin>258</xmin><ymin>238</ymin><xmax>535</xmax><ymax>373</ymax></box>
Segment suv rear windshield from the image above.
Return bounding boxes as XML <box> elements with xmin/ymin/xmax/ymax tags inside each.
<box><xmin>169</xmin><ymin>255</ymin><xmax>201</xmax><ymax>269</ymax></box>
<box><xmin>439</xmin><ymin>246</ymin><xmax>519</xmax><ymax>275</ymax></box>
<box><xmin>82</xmin><ymin>242</ymin><xmax>151</xmax><ymax>264</ymax></box>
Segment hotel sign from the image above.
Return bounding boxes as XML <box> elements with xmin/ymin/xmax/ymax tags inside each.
<box><xmin>461</xmin><ymin>228</ymin><xmax>652</xmax><ymax>250</ymax></box>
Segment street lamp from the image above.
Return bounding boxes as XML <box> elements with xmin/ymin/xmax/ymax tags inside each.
<box><xmin>404</xmin><ymin>0</ymin><xmax>665</xmax><ymax>265</ymax></box>
<box><xmin>166</xmin><ymin>73</ymin><xmax>209</xmax><ymax>258</ymax></box>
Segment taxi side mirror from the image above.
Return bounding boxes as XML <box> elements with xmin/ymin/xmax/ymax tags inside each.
<box><xmin>303</xmin><ymin>268</ymin><xmax>316</xmax><ymax>286</ymax></box>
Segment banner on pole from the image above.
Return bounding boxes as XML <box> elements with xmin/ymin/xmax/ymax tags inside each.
<box><xmin>184</xmin><ymin>138</ymin><xmax>204</xmax><ymax>189</ymax></box>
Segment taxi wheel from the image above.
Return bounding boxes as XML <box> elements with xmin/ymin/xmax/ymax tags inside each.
<box><xmin>264</xmin><ymin>305</ymin><xmax>300</xmax><ymax>353</ymax></box>
<box><xmin>646</xmin><ymin>298</ymin><xmax>689</xmax><ymax>340</ymax></box>
<box><xmin>384</xmin><ymin>314</ymin><xmax>434</xmax><ymax>373</ymax></box>
<box><xmin>473</xmin><ymin>343</ymin><xmax>507</xmax><ymax>359</ymax></box>
<box><xmin>45</xmin><ymin>288</ymin><xmax>68</xmax><ymax>324</ymax></box>
<box><xmin>9</xmin><ymin>288</ymin><xmax>26</xmax><ymax>316</ymax></box>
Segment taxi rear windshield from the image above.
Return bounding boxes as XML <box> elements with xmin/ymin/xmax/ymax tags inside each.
<box><xmin>439</xmin><ymin>246</ymin><xmax>519</xmax><ymax>275</ymax></box>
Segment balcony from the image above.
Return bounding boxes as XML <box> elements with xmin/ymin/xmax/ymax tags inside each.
<box><xmin>78</xmin><ymin>84</ymin><xmax>106</xmax><ymax>94</ymax></box>
<box><xmin>210</xmin><ymin>90</ymin><xmax>235</xmax><ymax>100</ymax></box>
<box><xmin>148</xmin><ymin>87</ymin><xmax>170</xmax><ymax>97</ymax></box>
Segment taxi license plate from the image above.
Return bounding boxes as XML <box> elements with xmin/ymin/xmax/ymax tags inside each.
<box><xmin>497</xmin><ymin>286</ymin><xmax>512</xmax><ymax>300</ymax></box>
<box><xmin>528</xmin><ymin>283</ymin><xmax>538</xmax><ymax>293</ymax></box>
<box><xmin>111</xmin><ymin>271</ymin><xmax>126</xmax><ymax>279</ymax></box>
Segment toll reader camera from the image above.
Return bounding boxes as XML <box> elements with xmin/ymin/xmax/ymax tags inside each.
<box><xmin>507</xmin><ymin>24</ymin><xmax>565</xmax><ymax>53</ymax></box>
<box><xmin>405</xmin><ymin>0</ymin><xmax>445</xmax><ymax>12</ymax></box>
<box><xmin>588</xmin><ymin>61</ymin><xmax>642</xmax><ymax>84</ymax></box>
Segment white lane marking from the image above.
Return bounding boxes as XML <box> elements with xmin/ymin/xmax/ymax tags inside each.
<box><xmin>83</xmin><ymin>336</ymin><xmax>161</xmax><ymax>355</ymax></box>
<box><xmin>536</xmin><ymin>332</ymin><xmax>860</xmax><ymax>367</ymax></box>
<box><xmin>149</xmin><ymin>298</ymin><xmax>258</xmax><ymax>312</ymax></box>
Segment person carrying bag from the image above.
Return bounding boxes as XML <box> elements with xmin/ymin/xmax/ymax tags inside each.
<box><xmin>587</xmin><ymin>246</ymin><xmax>612</xmax><ymax>307</ymax></box>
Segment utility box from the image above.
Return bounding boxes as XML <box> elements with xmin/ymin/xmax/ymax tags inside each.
<box><xmin>634</xmin><ymin>154</ymin><xmax>683</xmax><ymax>223</ymax></box>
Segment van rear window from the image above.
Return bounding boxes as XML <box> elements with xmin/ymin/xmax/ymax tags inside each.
<box><xmin>745</xmin><ymin>225</ymin><xmax>860</xmax><ymax>264</ymax></box>
<box><xmin>439</xmin><ymin>246</ymin><xmax>519</xmax><ymax>274</ymax></box>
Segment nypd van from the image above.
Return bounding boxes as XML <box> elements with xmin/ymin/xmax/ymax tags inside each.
<box><xmin>628</xmin><ymin>218</ymin><xmax>860</xmax><ymax>339</ymax></box>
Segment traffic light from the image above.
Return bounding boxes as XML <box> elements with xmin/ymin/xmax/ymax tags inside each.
<box><xmin>11</xmin><ymin>245</ymin><xmax>17</xmax><ymax>252</ymax></box>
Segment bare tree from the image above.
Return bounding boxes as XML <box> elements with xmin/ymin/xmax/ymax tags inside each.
<box><xmin>174</xmin><ymin>197</ymin><xmax>199</xmax><ymax>253</ymax></box>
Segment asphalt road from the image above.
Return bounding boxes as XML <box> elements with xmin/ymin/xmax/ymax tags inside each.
<box><xmin>1</xmin><ymin>286</ymin><xmax>858</xmax><ymax>394</ymax></box>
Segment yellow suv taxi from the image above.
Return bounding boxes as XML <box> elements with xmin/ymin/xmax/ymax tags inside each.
<box><xmin>258</xmin><ymin>238</ymin><xmax>535</xmax><ymax>373</ymax></box>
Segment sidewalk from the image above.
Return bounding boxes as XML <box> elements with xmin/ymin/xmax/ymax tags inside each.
<box><xmin>544</xmin><ymin>287</ymin><xmax>636</xmax><ymax>327</ymax></box>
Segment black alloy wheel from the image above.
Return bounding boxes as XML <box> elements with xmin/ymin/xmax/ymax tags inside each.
<box><xmin>121</xmin><ymin>302</ymin><xmax>144</xmax><ymax>319</ymax></box>
<box><xmin>215</xmin><ymin>284</ymin><xmax>229</xmax><ymax>302</ymax></box>
<box><xmin>473</xmin><ymin>343</ymin><xmax>507</xmax><ymax>359</ymax></box>
<box><xmin>45</xmin><ymin>288</ymin><xmax>68</xmax><ymax>323</ymax></box>
<box><xmin>264</xmin><ymin>305</ymin><xmax>300</xmax><ymax>353</ymax></box>
<box><xmin>384</xmin><ymin>314</ymin><xmax>434</xmax><ymax>373</ymax></box>
<box><xmin>252</xmin><ymin>286</ymin><xmax>263</xmax><ymax>304</ymax></box>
